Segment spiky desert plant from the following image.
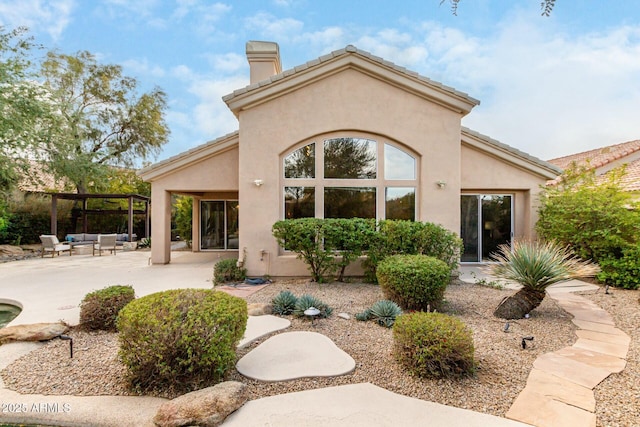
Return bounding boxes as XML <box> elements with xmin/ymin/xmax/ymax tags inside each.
<box><xmin>489</xmin><ymin>240</ymin><xmax>599</xmax><ymax>319</ymax></box>
<box><xmin>355</xmin><ymin>308</ymin><xmax>372</xmax><ymax>322</ymax></box>
<box><xmin>293</xmin><ymin>294</ymin><xmax>333</xmax><ymax>318</ymax></box>
<box><xmin>271</xmin><ymin>290</ymin><xmax>298</xmax><ymax>315</ymax></box>
<box><xmin>369</xmin><ymin>300</ymin><xmax>403</xmax><ymax>328</ymax></box>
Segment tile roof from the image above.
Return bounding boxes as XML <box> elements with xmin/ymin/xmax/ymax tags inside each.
<box><xmin>547</xmin><ymin>140</ymin><xmax>640</xmax><ymax>192</ymax></box>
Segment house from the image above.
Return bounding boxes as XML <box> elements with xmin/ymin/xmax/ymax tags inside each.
<box><xmin>548</xmin><ymin>140</ymin><xmax>640</xmax><ymax>199</ymax></box>
<box><xmin>138</xmin><ymin>41</ymin><xmax>561</xmax><ymax>276</ymax></box>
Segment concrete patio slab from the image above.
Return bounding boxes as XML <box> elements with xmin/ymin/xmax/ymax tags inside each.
<box><xmin>222</xmin><ymin>383</ymin><xmax>532</xmax><ymax>427</ymax></box>
<box><xmin>553</xmin><ymin>347</ymin><xmax>626</xmax><ymax>373</ymax></box>
<box><xmin>506</xmin><ymin>389</ymin><xmax>596</xmax><ymax>427</ymax></box>
<box><xmin>573</xmin><ymin>338</ymin><xmax>629</xmax><ymax>359</ymax></box>
<box><xmin>533</xmin><ymin>353</ymin><xmax>613</xmax><ymax>389</ymax></box>
<box><xmin>236</xmin><ymin>331</ymin><xmax>355</xmax><ymax>381</ymax></box>
<box><xmin>524</xmin><ymin>368</ymin><xmax>595</xmax><ymax>411</ymax></box>
<box><xmin>238</xmin><ymin>315</ymin><xmax>291</xmax><ymax>349</ymax></box>
<box><xmin>575</xmin><ymin>329</ymin><xmax>631</xmax><ymax>346</ymax></box>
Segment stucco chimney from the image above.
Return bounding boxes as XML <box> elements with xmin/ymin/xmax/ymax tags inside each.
<box><xmin>246</xmin><ymin>41</ymin><xmax>282</xmax><ymax>84</ymax></box>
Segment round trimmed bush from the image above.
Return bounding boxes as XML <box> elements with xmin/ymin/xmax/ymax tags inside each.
<box><xmin>376</xmin><ymin>254</ymin><xmax>450</xmax><ymax>311</ymax></box>
<box><xmin>393</xmin><ymin>312</ymin><xmax>475</xmax><ymax>378</ymax></box>
<box><xmin>117</xmin><ymin>289</ymin><xmax>247</xmax><ymax>394</ymax></box>
<box><xmin>79</xmin><ymin>285</ymin><xmax>135</xmax><ymax>331</ymax></box>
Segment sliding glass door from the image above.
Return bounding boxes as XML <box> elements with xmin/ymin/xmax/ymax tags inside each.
<box><xmin>461</xmin><ymin>195</ymin><xmax>513</xmax><ymax>262</ymax></box>
<box><xmin>200</xmin><ymin>200</ymin><xmax>239</xmax><ymax>250</ymax></box>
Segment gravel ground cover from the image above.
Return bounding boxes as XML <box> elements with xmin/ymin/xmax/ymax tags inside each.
<box><xmin>579</xmin><ymin>287</ymin><xmax>640</xmax><ymax>427</ymax></box>
<box><xmin>2</xmin><ymin>279</ymin><xmax>636</xmax><ymax>423</ymax></box>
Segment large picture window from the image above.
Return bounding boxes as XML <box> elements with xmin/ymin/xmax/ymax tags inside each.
<box><xmin>282</xmin><ymin>136</ymin><xmax>417</xmax><ymax>220</ymax></box>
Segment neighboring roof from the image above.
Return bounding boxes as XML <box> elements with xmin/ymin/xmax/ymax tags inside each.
<box><xmin>547</xmin><ymin>140</ymin><xmax>640</xmax><ymax>192</ymax></box>
<box><xmin>224</xmin><ymin>45</ymin><xmax>480</xmax><ymax>117</ymax></box>
<box><xmin>138</xmin><ymin>131</ymin><xmax>239</xmax><ymax>181</ymax></box>
<box><xmin>461</xmin><ymin>127</ymin><xmax>562</xmax><ymax>180</ymax></box>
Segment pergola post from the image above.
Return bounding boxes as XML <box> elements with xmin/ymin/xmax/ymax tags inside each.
<box><xmin>128</xmin><ymin>196</ymin><xmax>134</xmax><ymax>242</ymax></box>
<box><xmin>50</xmin><ymin>195</ymin><xmax>58</xmax><ymax>236</ymax></box>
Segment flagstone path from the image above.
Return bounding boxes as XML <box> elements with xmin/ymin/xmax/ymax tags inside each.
<box><xmin>506</xmin><ymin>281</ymin><xmax>630</xmax><ymax>427</ymax></box>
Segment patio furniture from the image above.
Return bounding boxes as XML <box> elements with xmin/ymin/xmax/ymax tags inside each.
<box><xmin>39</xmin><ymin>235</ymin><xmax>72</xmax><ymax>258</ymax></box>
<box><xmin>93</xmin><ymin>234</ymin><xmax>118</xmax><ymax>256</ymax></box>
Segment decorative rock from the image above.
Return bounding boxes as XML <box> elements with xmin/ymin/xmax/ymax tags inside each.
<box><xmin>337</xmin><ymin>312</ymin><xmax>350</xmax><ymax>320</ymax></box>
<box><xmin>247</xmin><ymin>303</ymin><xmax>273</xmax><ymax>316</ymax></box>
<box><xmin>153</xmin><ymin>381</ymin><xmax>248</xmax><ymax>427</ymax></box>
<box><xmin>0</xmin><ymin>245</ymin><xmax>23</xmax><ymax>255</ymax></box>
<box><xmin>0</xmin><ymin>322</ymin><xmax>68</xmax><ymax>344</ymax></box>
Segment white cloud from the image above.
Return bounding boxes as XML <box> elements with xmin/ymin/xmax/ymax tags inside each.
<box><xmin>244</xmin><ymin>12</ymin><xmax>304</xmax><ymax>40</ymax></box>
<box><xmin>121</xmin><ymin>58</ymin><xmax>166</xmax><ymax>78</ymax></box>
<box><xmin>0</xmin><ymin>0</ymin><xmax>75</xmax><ymax>41</ymax></box>
<box><xmin>204</xmin><ymin>52</ymin><xmax>246</xmax><ymax>73</ymax></box>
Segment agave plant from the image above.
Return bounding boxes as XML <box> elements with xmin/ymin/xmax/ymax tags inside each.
<box><xmin>271</xmin><ymin>290</ymin><xmax>298</xmax><ymax>315</ymax></box>
<box><xmin>369</xmin><ymin>300</ymin><xmax>403</xmax><ymax>328</ymax></box>
<box><xmin>293</xmin><ymin>294</ymin><xmax>333</xmax><ymax>318</ymax></box>
<box><xmin>489</xmin><ymin>240</ymin><xmax>599</xmax><ymax>319</ymax></box>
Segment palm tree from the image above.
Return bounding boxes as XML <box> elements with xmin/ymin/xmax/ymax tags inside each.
<box><xmin>489</xmin><ymin>240</ymin><xmax>599</xmax><ymax>319</ymax></box>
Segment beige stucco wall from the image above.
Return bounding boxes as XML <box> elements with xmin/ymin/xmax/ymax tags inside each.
<box><xmin>461</xmin><ymin>144</ymin><xmax>547</xmax><ymax>241</ymax></box>
<box><xmin>148</xmin><ymin>146</ymin><xmax>239</xmax><ymax>264</ymax></box>
<box><xmin>237</xmin><ymin>68</ymin><xmax>464</xmax><ymax>277</ymax></box>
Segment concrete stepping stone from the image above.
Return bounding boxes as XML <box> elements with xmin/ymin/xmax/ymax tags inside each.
<box><xmin>507</xmin><ymin>388</ymin><xmax>596</xmax><ymax>427</ymax></box>
<box><xmin>238</xmin><ymin>315</ymin><xmax>290</xmax><ymax>349</ymax></box>
<box><xmin>533</xmin><ymin>353</ymin><xmax>613</xmax><ymax>389</ymax></box>
<box><xmin>236</xmin><ymin>331</ymin><xmax>355</xmax><ymax>381</ymax></box>
<box><xmin>553</xmin><ymin>347</ymin><xmax>626</xmax><ymax>373</ymax></box>
<box><xmin>223</xmin><ymin>383</ymin><xmax>531</xmax><ymax>427</ymax></box>
<box><xmin>524</xmin><ymin>368</ymin><xmax>595</xmax><ymax>411</ymax></box>
<box><xmin>567</xmin><ymin>308</ymin><xmax>615</xmax><ymax>325</ymax></box>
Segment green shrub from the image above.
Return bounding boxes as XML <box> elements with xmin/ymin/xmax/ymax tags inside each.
<box><xmin>377</xmin><ymin>254</ymin><xmax>450</xmax><ymax>311</ymax></box>
<box><xmin>117</xmin><ymin>289</ymin><xmax>247</xmax><ymax>395</ymax></box>
<box><xmin>79</xmin><ymin>285</ymin><xmax>135</xmax><ymax>331</ymax></box>
<box><xmin>537</xmin><ymin>164</ymin><xmax>640</xmax><ymax>263</ymax></box>
<box><xmin>363</xmin><ymin>220</ymin><xmax>462</xmax><ymax>282</ymax></box>
<box><xmin>137</xmin><ymin>237</ymin><xmax>151</xmax><ymax>248</ymax></box>
<box><xmin>598</xmin><ymin>244</ymin><xmax>640</xmax><ymax>290</ymax></box>
<box><xmin>293</xmin><ymin>294</ymin><xmax>333</xmax><ymax>318</ymax></box>
<box><xmin>369</xmin><ymin>300</ymin><xmax>403</xmax><ymax>328</ymax></box>
<box><xmin>272</xmin><ymin>218</ymin><xmax>337</xmax><ymax>282</ymax></box>
<box><xmin>213</xmin><ymin>258</ymin><xmax>246</xmax><ymax>284</ymax></box>
<box><xmin>393</xmin><ymin>312</ymin><xmax>475</xmax><ymax>378</ymax></box>
<box><xmin>323</xmin><ymin>218</ymin><xmax>376</xmax><ymax>281</ymax></box>
<box><xmin>271</xmin><ymin>290</ymin><xmax>298</xmax><ymax>315</ymax></box>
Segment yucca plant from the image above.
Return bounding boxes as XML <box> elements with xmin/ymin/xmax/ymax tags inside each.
<box><xmin>369</xmin><ymin>300</ymin><xmax>403</xmax><ymax>328</ymax></box>
<box><xmin>489</xmin><ymin>240</ymin><xmax>599</xmax><ymax>319</ymax></box>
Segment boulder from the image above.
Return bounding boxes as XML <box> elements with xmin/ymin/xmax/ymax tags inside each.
<box><xmin>246</xmin><ymin>303</ymin><xmax>273</xmax><ymax>316</ymax></box>
<box><xmin>153</xmin><ymin>381</ymin><xmax>248</xmax><ymax>427</ymax></box>
<box><xmin>0</xmin><ymin>245</ymin><xmax>23</xmax><ymax>256</ymax></box>
<box><xmin>337</xmin><ymin>312</ymin><xmax>351</xmax><ymax>320</ymax></box>
<box><xmin>0</xmin><ymin>322</ymin><xmax>68</xmax><ymax>344</ymax></box>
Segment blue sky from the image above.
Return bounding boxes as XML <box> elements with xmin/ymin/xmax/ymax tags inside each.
<box><xmin>2</xmin><ymin>0</ymin><xmax>640</xmax><ymax>163</ymax></box>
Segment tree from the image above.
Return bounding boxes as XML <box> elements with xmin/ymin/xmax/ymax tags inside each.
<box><xmin>490</xmin><ymin>240</ymin><xmax>598</xmax><ymax>319</ymax></box>
<box><xmin>536</xmin><ymin>164</ymin><xmax>640</xmax><ymax>263</ymax></box>
<box><xmin>0</xmin><ymin>26</ymin><xmax>53</xmax><ymax>195</ymax></box>
<box><xmin>442</xmin><ymin>0</ymin><xmax>556</xmax><ymax>16</ymax></box>
<box><xmin>38</xmin><ymin>50</ymin><xmax>169</xmax><ymax>193</ymax></box>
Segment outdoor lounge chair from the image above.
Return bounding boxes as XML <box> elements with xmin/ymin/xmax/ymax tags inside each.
<box><xmin>39</xmin><ymin>235</ymin><xmax>71</xmax><ymax>257</ymax></box>
<box><xmin>93</xmin><ymin>234</ymin><xmax>117</xmax><ymax>256</ymax></box>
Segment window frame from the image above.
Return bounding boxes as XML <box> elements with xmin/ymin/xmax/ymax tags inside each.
<box><xmin>281</xmin><ymin>133</ymin><xmax>419</xmax><ymax>221</ymax></box>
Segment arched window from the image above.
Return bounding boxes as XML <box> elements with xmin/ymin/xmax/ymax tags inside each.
<box><xmin>282</xmin><ymin>136</ymin><xmax>417</xmax><ymax>220</ymax></box>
